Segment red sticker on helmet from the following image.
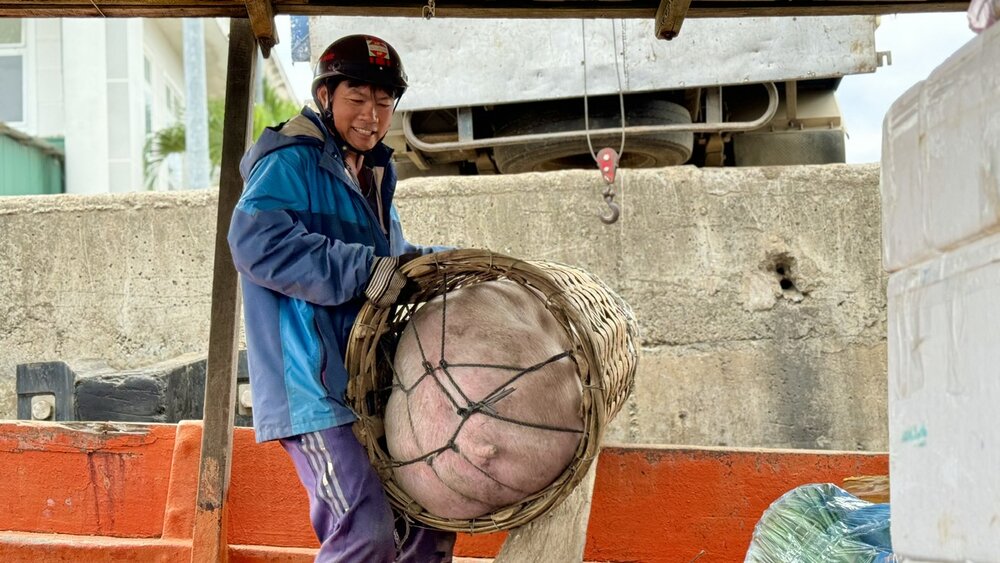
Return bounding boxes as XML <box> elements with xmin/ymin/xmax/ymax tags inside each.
<box><xmin>365</xmin><ymin>37</ymin><xmax>391</xmax><ymax>65</ymax></box>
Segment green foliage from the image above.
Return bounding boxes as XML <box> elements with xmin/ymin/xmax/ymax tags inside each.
<box><xmin>253</xmin><ymin>79</ymin><xmax>301</xmax><ymax>141</ymax></box>
<box><xmin>142</xmin><ymin>121</ymin><xmax>186</xmax><ymax>189</ymax></box>
<box><xmin>207</xmin><ymin>96</ymin><xmax>226</xmax><ymax>169</ymax></box>
<box><xmin>143</xmin><ymin>79</ymin><xmax>301</xmax><ymax>188</ymax></box>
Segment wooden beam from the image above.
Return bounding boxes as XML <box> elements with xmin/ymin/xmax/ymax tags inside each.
<box><xmin>655</xmin><ymin>0</ymin><xmax>694</xmax><ymax>40</ymax></box>
<box><xmin>0</xmin><ymin>0</ymin><xmax>967</xmax><ymax>19</ymax></box>
<box><xmin>245</xmin><ymin>0</ymin><xmax>278</xmax><ymax>59</ymax></box>
<box><xmin>0</xmin><ymin>6</ymin><xmax>246</xmax><ymax>17</ymax></box>
<box><xmin>842</xmin><ymin>474</ymin><xmax>890</xmax><ymax>504</ymax></box>
<box><xmin>685</xmin><ymin>1</ymin><xmax>965</xmax><ymax>16</ymax></box>
<box><xmin>275</xmin><ymin>1</ymin><xmax>657</xmax><ymax>18</ymax></box>
<box><xmin>190</xmin><ymin>17</ymin><xmax>258</xmax><ymax>563</ymax></box>
<box><xmin>276</xmin><ymin>0</ymin><xmax>969</xmax><ymax>17</ymax></box>
<box><xmin>0</xmin><ymin>0</ymin><xmax>244</xmax><ymax>17</ymax></box>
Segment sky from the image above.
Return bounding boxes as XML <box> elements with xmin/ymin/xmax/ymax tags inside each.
<box><xmin>838</xmin><ymin>12</ymin><xmax>976</xmax><ymax>163</ymax></box>
<box><xmin>270</xmin><ymin>17</ymin><xmax>311</xmax><ymax>102</ymax></box>
<box><xmin>273</xmin><ymin>12</ymin><xmax>979</xmax><ymax>166</ymax></box>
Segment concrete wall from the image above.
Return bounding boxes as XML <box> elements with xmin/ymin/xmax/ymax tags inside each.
<box><xmin>398</xmin><ymin>164</ymin><xmax>888</xmax><ymax>450</ymax></box>
<box><xmin>0</xmin><ymin>164</ymin><xmax>888</xmax><ymax>450</ymax></box>
<box><xmin>0</xmin><ymin>191</ymin><xmax>217</xmax><ymax>420</ymax></box>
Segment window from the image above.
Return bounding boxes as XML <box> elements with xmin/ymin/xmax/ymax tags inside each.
<box><xmin>165</xmin><ymin>81</ymin><xmax>183</xmax><ymax>124</ymax></box>
<box><xmin>163</xmin><ymin>81</ymin><xmax>184</xmax><ymax>190</ymax></box>
<box><xmin>143</xmin><ymin>55</ymin><xmax>153</xmax><ymax>135</ymax></box>
<box><xmin>0</xmin><ymin>18</ymin><xmax>20</xmax><ymax>43</ymax></box>
<box><xmin>0</xmin><ymin>19</ymin><xmax>24</xmax><ymax>123</ymax></box>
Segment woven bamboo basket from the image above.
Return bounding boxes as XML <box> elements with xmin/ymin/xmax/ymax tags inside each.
<box><xmin>345</xmin><ymin>248</ymin><xmax>639</xmax><ymax>532</ymax></box>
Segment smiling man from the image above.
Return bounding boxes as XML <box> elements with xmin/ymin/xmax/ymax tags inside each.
<box><xmin>227</xmin><ymin>35</ymin><xmax>454</xmax><ymax>562</ymax></box>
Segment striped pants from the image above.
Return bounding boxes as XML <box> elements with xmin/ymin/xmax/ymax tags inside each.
<box><xmin>280</xmin><ymin>425</ymin><xmax>456</xmax><ymax>562</ymax></box>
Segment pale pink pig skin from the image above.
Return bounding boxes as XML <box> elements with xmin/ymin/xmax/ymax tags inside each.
<box><xmin>384</xmin><ymin>280</ymin><xmax>584</xmax><ymax>519</ymax></box>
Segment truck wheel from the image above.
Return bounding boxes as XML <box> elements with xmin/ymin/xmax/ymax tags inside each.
<box><xmin>492</xmin><ymin>100</ymin><xmax>693</xmax><ymax>174</ymax></box>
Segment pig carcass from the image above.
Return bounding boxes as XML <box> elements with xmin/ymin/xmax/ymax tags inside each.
<box><xmin>384</xmin><ymin>280</ymin><xmax>584</xmax><ymax>519</ymax></box>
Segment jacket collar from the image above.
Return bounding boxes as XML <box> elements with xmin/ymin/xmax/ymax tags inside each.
<box><xmin>239</xmin><ymin>106</ymin><xmax>396</xmax><ymax>181</ymax></box>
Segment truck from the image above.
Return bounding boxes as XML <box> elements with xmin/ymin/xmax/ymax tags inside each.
<box><xmin>299</xmin><ymin>15</ymin><xmax>881</xmax><ymax>177</ymax></box>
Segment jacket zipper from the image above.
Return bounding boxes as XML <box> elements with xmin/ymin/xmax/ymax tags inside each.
<box><xmin>314</xmin><ymin>316</ymin><xmax>330</xmax><ymax>392</ymax></box>
<box><xmin>341</xmin><ymin>164</ymin><xmax>392</xmax><ymax>251</ymax></box>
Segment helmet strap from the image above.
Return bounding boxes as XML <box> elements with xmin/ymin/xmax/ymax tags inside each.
<box><xmin>319</xmin><ymin>78</ymin><xmax>338</xmax><ymax>132</ymax></box>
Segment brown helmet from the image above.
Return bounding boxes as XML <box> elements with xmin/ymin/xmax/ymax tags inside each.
<box><xmin>311</xmin><ymin>34</ymin><xmax>408</xmax><ymax>106</ymax></box>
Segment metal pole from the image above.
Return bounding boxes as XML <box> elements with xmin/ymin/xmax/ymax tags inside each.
<box><xmin>402</xmin><ymin>82</ymin><xmax>780</xmax><ymax>154</ymax></box>
<box><xmin>183</xmin><ymin>18</ymin><xmax>210</xmax><ymax>189</ymax></box>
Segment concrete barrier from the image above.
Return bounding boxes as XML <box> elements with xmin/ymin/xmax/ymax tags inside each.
<box><xmin>396</xmin><ymin>165</ymin><xmax>887</xmax><ymax>450</ymax></box>
<box><xmin>0</xmin><ymin>164</ymin><xmax>887</xmax><ymax>450</ymax></box>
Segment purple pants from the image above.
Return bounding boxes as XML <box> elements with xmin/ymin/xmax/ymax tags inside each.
<box><xmin>280</xmin><ymin>426</ymin><xmax>456</xmax><ymax>562</ymax></box>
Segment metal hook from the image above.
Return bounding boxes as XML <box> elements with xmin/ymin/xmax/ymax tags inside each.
<box><xmin>596</xmin><ymin>147</ymin><xmax>621</xmax><ymax>224</ymax></box>
<box><xmin>600</xmin><ymin>198</ymin><xmax>621</xmax><ymax>224</ymax></box>
<box><xmin>422</xmin><ymin>0</ymin><xmax>436</xmax><ymax>18</ymax></box>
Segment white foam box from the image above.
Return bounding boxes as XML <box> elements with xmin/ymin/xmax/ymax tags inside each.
<box><xmin>888</xmin><ymin>232</ymin><xmax>1000</xmax><ymax>562</ymax></box>
<box><xmin>881</xmin><ymin>22</ymin><xmax>1000</xmax><ymax>273</ymax></box>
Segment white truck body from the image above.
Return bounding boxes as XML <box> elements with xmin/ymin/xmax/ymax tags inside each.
<box><xmin>305</xmin><ymin>15</ymin><xmax>880</xmax><ymax>173</ymax></box>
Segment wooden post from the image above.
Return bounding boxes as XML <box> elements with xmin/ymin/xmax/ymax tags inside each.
<box><xmin>655</xmin><ymin>0</ymin><xmax>694</xmax><ymax>40</ymax></box>
<box><xmin>494</xmin><ymin>457</ymin><xmax>600</xmax><ymax>563</ymax></box>
<box><xmin>244</xmin><ymin>0</ymin><xmax>278</xmax><ymax>58</ymax></box>
<box><xmin>190</xmin><ymin>17</ymin><xmax>258</xmax><ymax>563</ymax></box>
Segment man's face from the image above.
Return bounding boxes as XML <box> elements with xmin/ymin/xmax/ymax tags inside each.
<box><xmin>321</xmin><ymin>80</ymin><xmax>395</xmax><ymax>152</ymax></box>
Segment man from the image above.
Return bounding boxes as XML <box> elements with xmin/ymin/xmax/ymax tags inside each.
<box><xmin>228</xmin><ymin>35</ymin><xmax>455</xmax><ymax>562</ymax></box>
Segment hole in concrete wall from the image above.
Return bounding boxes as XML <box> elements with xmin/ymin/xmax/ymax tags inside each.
<box><xmin>768</xmin><ymin>253</ymin><xmax>806</xmax><ymax>302</ymax></box>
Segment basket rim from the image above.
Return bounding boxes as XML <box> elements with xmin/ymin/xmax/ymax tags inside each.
<box><xmin>345</xmin><ymin>249</ymin><xmax>613</xmax><ymax>532</ymax></box>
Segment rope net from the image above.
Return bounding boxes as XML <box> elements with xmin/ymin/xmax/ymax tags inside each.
<box><xmin>346</xmin><ymin>249</ymin><xmax>639</xmax><ymax>532</ymax></box>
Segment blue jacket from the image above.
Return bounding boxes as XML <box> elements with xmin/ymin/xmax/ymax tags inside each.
<box><xmin>228</xmin><ymin>107</ymin><xmax>434</xmax><ymax>443</ymax></box>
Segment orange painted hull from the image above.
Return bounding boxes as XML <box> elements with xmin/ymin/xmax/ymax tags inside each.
<box><xmin>0</xmin><ymin>421</ymin><xmax>887</xmax><ymax>562</ymax></box>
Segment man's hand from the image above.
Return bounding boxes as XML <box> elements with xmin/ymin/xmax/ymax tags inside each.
<box><xmin>364</xmin><ymin>251</ymin><xmax>422</xmax><ymax>308</ymax></box>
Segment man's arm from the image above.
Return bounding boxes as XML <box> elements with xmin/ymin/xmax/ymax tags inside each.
<box><xmin>228</xmin><ymin>148</ymin><xmax>374</xmax><ymax>306</ymax></box>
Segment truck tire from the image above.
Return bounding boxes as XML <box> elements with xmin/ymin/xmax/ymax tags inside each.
<box><xmin>492</xmin><ymin>100</ymin><xmax>693</xmax><ymax>174</ymax></box>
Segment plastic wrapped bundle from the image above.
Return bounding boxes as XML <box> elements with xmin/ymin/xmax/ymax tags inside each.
<box><xmin>745</xmin><ymin>483</ymin><xmax>898</xmax><ymax>563</ymax></box>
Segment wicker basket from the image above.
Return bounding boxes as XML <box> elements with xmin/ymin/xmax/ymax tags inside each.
<box><xmin>346</xmin><ymin>248</ymin><xmax>638</xmax><ymax>532</ymax></box>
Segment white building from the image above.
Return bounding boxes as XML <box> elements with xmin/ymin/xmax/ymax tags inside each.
<box><xmin>0</xmin><ymin>17</ymin><xmax>297</xmax><ymax>194</ymax></box>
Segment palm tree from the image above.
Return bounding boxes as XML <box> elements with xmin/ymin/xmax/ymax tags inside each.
<box><xmin>143</xmin><ymin>122</ymin><xmax>186</xmax><ymax>189</ymax></box>
<box><xmin>144</xmin><ymin>79</ymin><xmax>300</xmax><ymax>189</ymax></box>
<box><xmin>250</xmin><ymin>78</ymin><xmax>302</xmax><ymax>142</ymax></box>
